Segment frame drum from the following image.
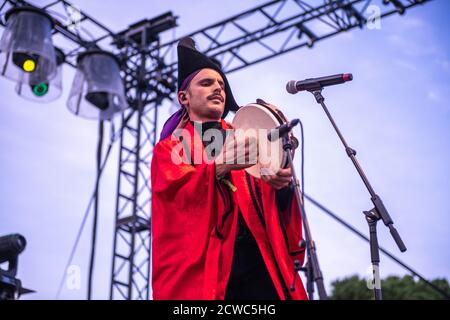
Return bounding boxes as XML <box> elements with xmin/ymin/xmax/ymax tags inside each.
<box><xmin>232</xmin><ymin>99</ymin><xmax>295</xmax><ymax>178</ymax></box>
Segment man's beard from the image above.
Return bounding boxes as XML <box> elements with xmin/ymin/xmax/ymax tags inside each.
<box><xmin>203</xmin><ymin>101</ymin><xmax>224</xmax><ymax>119</ymax></box>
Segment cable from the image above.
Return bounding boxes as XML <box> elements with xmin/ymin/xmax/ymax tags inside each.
<box><xmin>293</xmin><ymin>120</ymin><xmax>448</xmax><ymax>299</ymax></box>
<box><xmin>55</xmin><ymin>121</ymin><xmax>121</xmax><ymax>299</ymax></box>
<box><xmin>304</xmin><ymin>194</ymin><xmax>450</xmax><ymax>300</ymax></box>
<box><xmin>87</xmin><ymin>120</ymin><xmax>103</xmax><ymax>300</ymax></box>
<box><xmin>297</xmin><ymin>119</ymin><xmax>305</xmax><ymax>204</ymax></box>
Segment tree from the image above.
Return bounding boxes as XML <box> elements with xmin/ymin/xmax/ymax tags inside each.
<box><xmin>330</xmin><ymin>275</ymin><xmax>450</xmax><ymax>300</ymax></box>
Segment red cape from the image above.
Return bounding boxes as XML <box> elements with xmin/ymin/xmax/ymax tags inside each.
<box><xmin>151</xmin><ymin>120</ymin><xmax>308</xmax><ymax>300</ymax></box>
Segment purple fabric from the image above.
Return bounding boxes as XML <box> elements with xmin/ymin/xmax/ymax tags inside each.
<box><xmin>180</xmin><ymin>70</ymin><xmax>201</xmax><ymax>91</ymax></box>
<box><xmin>159</xmin><ymin>70</ymin><xmax>202</xmax><ymax>141</ymax></box>
<box><xmin>159</xmin><ymin>108</ymin><xmax>185</xmax><ymax>141</ymax></box>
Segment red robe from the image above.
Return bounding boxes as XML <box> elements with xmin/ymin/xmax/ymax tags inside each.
<box><xmin>151</xmin><ymin>120</ymin><xmax>308</xmax><ymax>300</ymax></box>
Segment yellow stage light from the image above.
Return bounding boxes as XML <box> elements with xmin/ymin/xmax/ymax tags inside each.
<box><xmin>23</xmin><ymin>59</ymin><xmax>36</xmax><ymax>72</ymax></box>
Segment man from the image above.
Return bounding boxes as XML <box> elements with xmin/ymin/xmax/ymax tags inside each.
<box><xmin>151</xmin><ymin>37</ymin><xmax>308</xmax><ymax>300</ymax></box>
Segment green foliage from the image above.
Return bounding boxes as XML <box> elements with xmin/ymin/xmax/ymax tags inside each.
<box><xmin>330</xmin><ymin>275</ymin><xmax>450</xmax><ymax>300</ymax></box>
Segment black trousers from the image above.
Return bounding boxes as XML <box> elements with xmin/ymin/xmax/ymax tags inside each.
<box><xmin>225</xmin><ymin>225</ymin><xmax>280</xmax><ymax>300</ymax></box>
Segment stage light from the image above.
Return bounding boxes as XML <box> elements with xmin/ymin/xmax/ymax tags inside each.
<box><xmin>0</xmin><ymin>234</ymin><xmax>34</xmax><ymax>300</ymax></box>
<box><xmin>0</xmin><ymin>7</ymin><xmax>57</xmax><ymax>84</ymax></box>
<box><xmin>31</xmin><ymin>82</ymin><xmax>48</xmax><ymax>96</ymax></box>
<box><xmin>23</xmin><ymin>59</ymin><xmax>36</xmax><ymax>72</ymax></box>
<box><xmin>12</xmin><ymin>53</ymin><xmax>38</xmax><ymax>72</ymax></box>
<box><xmin>15</xmin><ymin>47</ymin><xmax>65</xmax><ymax>102</ymax></box>
<box><xmin>67</xmin><ymin>50</ymin><xmax>127</xmax><ymax>120</ymax></box>
<box><xmin>0</xmin><ymin>234</ymin><xmax>26</xmax><ymax>266</ymax></box>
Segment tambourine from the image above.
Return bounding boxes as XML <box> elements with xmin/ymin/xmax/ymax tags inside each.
<box><xmin>232</xmin><ymin>99</ymin><xmax>297</xmax><ymax>178</ymax></box>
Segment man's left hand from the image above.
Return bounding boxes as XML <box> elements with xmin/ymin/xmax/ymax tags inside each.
<box><xmin>260</xmin><ymin>167</ymin><xmax>293</xmax><ymax>190</ymax></box>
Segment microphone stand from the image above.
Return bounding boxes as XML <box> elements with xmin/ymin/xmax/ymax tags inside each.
<box><xmin>281</xmin><ymin>132</ymin><xmax>328</xmax><ymax>300</ymax></box>
<box><xmin>306</xmin><ymin>87</ymin><xmax>407</xmax><ymax>300</ymax></box>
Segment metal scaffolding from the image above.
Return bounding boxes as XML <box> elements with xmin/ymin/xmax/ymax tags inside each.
<box><xmin>0</xmin><ymin>0</ymin><xmax>434</xmax><ymax>299</ymax></box>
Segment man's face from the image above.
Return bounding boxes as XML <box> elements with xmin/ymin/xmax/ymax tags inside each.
<box><xmin>181</xmin><ymin>68</ymin><xmax>226</xmax><ymax>122</ymax></box>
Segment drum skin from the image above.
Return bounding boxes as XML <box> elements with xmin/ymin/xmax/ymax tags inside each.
<box><xmin>232</xmin><ymin>100</ymin><xmax>292</xmax><ymax>178</ymax></box>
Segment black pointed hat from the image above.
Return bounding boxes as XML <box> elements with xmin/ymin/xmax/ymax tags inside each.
<box><xmin>177</xmin><ymin>37</ymin><xmax>239</xmax><ymax>118</ymax></box>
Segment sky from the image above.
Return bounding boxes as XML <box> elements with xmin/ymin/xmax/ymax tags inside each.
<box><xmin>0</xmin><ymin>0</ymin><xmax>449</xmax><ymax>300</ymax></box>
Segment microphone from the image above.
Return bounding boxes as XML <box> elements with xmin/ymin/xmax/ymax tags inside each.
<box><xmin>267</xmin><ymin>119</ymin><xmax>300</xmax><ymax>142</ymax></box>
<box><xmin>286</xmin><ymin>73</ymin><xmax>353</xmax><ymax>94</ymax></box>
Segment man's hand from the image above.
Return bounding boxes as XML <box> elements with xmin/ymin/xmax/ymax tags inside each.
<box><xmin>215</xmin><ymin>131</ymin><xmax>258</xmax><ymax>178</ymax></box>
<box><xmin>260</xmin><ymin>167</ymin><xmax>293</xmax><ymax>190</ymax></box>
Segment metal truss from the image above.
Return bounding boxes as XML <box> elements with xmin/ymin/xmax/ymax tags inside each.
<box><xmin>0</xmin><ymin>0</ymin><xmax>431</xmax><ymax>72</ymax></box>
<box><xmin>148</xmin><ymin>0</ymin><xmax>431</xmax><ymax>76</ymax></box>
<box><xmin>108</xmin><ymin>103</ymin><xmax>156</xmax><ymax>300</ymax></box>
<box><xmin>109</xmin><ymin>35</ymin><xmax>174</xmax><ymax>299</ymax></box>
<box><xmin>0</xmin><ymin>0</ymin><xmax>433</xmax><ymax>300</ymax></box>
<box><xmin>1</xmin><ymin>0</ymin><xmax>176</xmax><ymax>300</ymax></box>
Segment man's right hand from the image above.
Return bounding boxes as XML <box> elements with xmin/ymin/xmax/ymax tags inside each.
<box><xmin>215</xmin><ymin>131</ymin><xmax>258</xmax><ymax>178</ymax></box>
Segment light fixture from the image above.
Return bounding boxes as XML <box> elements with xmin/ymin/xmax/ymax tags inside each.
<box><xmin>15</xmin><ymin>47</ymin><xmax>65</xmax><ymax>102</ymax></box>
<box><xmin>67</xmin><ymin>50</ymin><xmax>127</xmax><ymax>120</ymax></box>
<box><xmin>0</xmin><ymin>7</ymin><xmax>57</xmax><ymax>85</ymax></box>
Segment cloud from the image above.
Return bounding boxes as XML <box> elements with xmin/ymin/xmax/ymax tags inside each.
<box><xmin>396</xmin><ymin>16</ymin><xmax>426</xmax><ymax>29</ymax></box>
<box><xmin>427</xmin><ymin>90</ymin><xmax>440</xmax><ymax>102</ymax></box>
<box><xmin>394</xmin><ymin>59</ymin><xmax>419</xmax><ymax>72</ymax></box>
<box><xmin>388</xmin><ymin>34</ymin><xmax>439</xmax><ymax>57</ymax></box>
